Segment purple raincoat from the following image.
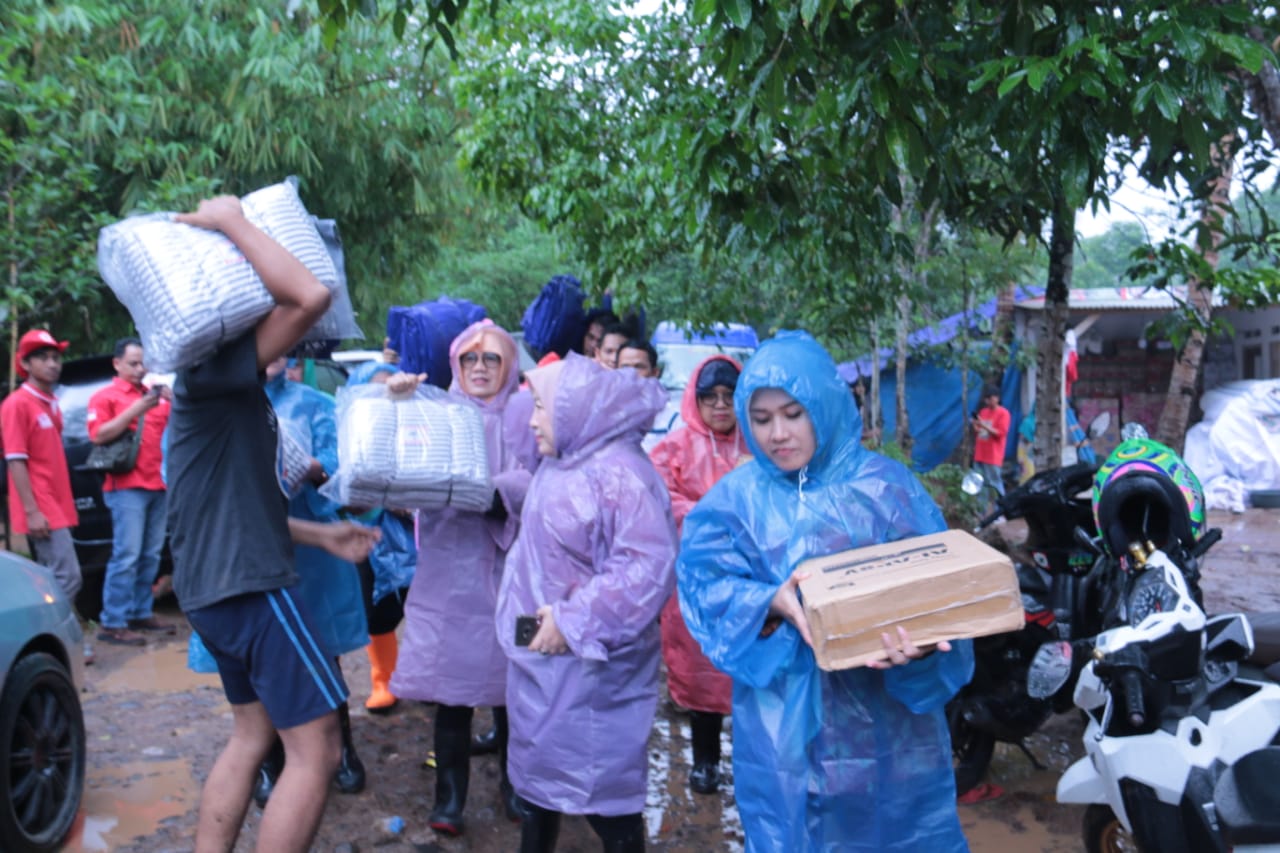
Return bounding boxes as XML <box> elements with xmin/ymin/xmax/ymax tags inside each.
<box><xmin>497</xmin><ymin>353</ymin><xmax>676</xmax><ymax>816</ymax></box>
<box><xmin>390</xmin><ymin>322</ymin><xmax>532</xmax><ymax>707</ymax></box>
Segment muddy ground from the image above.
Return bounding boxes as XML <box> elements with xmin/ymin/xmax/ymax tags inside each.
<box><xmin>61</xmin><ymin>508</ymin><xmax>1280</xmax><ymax>852</ymax></box>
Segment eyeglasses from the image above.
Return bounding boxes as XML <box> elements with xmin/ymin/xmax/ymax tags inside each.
<box><xmin>697</xmin><ymin>390</ymin><xmax>735</xmax><ymax>408</ymax></box>
<box><xmin>460</xmin><ymin>352</ymin><xmax>502</xmax><ymax>369</ymax></box>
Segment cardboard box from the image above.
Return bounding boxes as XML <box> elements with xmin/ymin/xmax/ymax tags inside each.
<box><xmin>798</xmin><ymin>530</ymin><xmax>1023</xmax><ymax>671</ymax></box>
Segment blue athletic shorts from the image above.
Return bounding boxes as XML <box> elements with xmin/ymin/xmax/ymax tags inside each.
<box><xmin>186</xmin><ymin>588</ymin><xmax>349</xmax><ymax>730</ymax></box>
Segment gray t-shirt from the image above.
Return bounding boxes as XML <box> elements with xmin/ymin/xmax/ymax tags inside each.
<box><xmin>167</xmin><ymin>332</ymin><xmax>296</xmax><ymax>611</ymax></box>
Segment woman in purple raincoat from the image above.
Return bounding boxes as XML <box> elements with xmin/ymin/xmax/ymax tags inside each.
<box><xmin>389</xmin><ymin>320</ymin><xmax>532</xmax><ymax>836</ymax></box>
<box><xmin>498</xmin><ymin>353</ymin><xmax>676</xmax><ymax>853</ymax></box>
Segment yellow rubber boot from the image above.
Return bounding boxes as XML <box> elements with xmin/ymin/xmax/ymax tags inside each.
<box><xmin>365</xmin><ymin>631</ymin><xmax>399</xmax><ymax>713</ymax></box>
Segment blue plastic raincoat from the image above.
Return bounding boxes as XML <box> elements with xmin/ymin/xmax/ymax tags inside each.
<box><xmin>497</xmin><ymin>353</ymin><xmax>676</xmax><ymax>816</ymax></box>
<box><xmin>678</xmin><ymin>331</ymin><xmax>974</xmax><ymax>852</ymax></box>
<box><xmin>390</xmin><ymin>322</ymin><xmax>533</xmax><ymax>707</ymax></box>
<box><xmin>265</xmin><ymin>374</ymin><xmax>368</xmax><ymax>658</ymax></box>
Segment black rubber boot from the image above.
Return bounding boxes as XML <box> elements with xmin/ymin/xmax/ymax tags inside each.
<box><xmin>429</xmin><ymin>705</ymin><xmax>473</xmax><ymax>836</ymax></box>
<box><xmin>493</xmin><ymin>705</ymin><xmax>522</xmax><ymax>822</ymax></box>
<box><xmin>688</xmin><ymin>711</ymin><xmax>723</xmax><ymax>795</ymax></box>
<box><xmin>252</xmin><ymin>736</ymin><xmax>285</xmax><ymax>807</ymax></box>
<box><xmin>334</xmin><ymin>701</ymin><xmax>366</xmax><ymax>794</ymax></box>
<box><xmin>518</xmin><ymin>798</ymin><xmax>562</xmax><ymax>853</ymax></box>
<box><xmin>587</xmin><ymin>812</ymin><xmax>645</xmax><ymax>852</ymax></box>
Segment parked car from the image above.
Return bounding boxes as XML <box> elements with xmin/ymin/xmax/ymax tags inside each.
<box><xmin>0</xmin><ymin>550</ymin><xmax>85</xmax><ymax>852</ymax></box>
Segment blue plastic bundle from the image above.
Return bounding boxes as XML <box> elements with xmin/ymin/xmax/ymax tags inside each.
<box><xmin>386</xmin><ymin>296</ymin><xmax>488</xmax><ymax>389</ymax></box>
<box><xmin>521</xmin><ymin>274</ymin><xmax>586</xmax><ymax>358</ymax></box>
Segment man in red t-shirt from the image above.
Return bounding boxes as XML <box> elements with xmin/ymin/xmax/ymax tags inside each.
<box><xmin>971</xmin><ymin>386</ymin><xmax>1011</xmax><ymax>510</ymax></box>
<box><xmin>2</xmin><ymin>329</ymin><xmax>82</xmax><ymax>607</ymax></box>
<box><xmin>87</xmin><ymin>336</ymin><xmax>173</xmax><ymax>646</ymax></box>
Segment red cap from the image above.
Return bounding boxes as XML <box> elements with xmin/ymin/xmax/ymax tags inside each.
<box><xmin>15</xmin><ymin>329</ymin><xmax>69</xmax><ymax>379</ymax></box>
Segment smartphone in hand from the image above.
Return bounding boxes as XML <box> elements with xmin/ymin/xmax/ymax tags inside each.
<box><xmin>515</xmin><ymin>615</ymin><xmax>539</xmax><ymax>646</ymax></box>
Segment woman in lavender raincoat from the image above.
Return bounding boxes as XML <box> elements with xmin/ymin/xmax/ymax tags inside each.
<box><xmin>389</xmin><ymin>320</ymin><xmax>532</xmax><ymax>836</ymax></box>
<box><xmin>498</xmin><ymin>353</ymin><xmax>676</xmax><ymax>853</ymax></box>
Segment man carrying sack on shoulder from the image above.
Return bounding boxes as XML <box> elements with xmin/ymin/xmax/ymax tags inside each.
<box><xmin>87</xmin><ymin>336</ymin><xmax>173</xmax><ymax>646</ymax></box>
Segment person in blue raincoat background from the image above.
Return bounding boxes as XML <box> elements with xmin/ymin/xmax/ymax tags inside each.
<box><xmin>678</xmin><ymin>331</ymin><xmax>975</xmax><ymax>853</ymax></box>
<box><xmin>255</xmin><ymin>356</ymin><xmax>371</xmax><ymax>802</ymax></box>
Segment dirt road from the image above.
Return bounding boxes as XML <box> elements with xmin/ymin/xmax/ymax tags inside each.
<box><xmin>61</xmin><ymin>508</ymin><xmax>1280</xmax><ymax>852</ymax></box>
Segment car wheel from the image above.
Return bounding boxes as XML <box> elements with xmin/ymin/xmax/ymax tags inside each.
<box><xmin>0</xmin><ymin>652</ymin><xmax>86</xmax><ymax>852</ymax></box>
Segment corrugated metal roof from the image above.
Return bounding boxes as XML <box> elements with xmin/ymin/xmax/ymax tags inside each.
<box><xmin>1016</xmin><ymin>286</ymin><xmax>1226</xmax><ymax>311</ymax></box>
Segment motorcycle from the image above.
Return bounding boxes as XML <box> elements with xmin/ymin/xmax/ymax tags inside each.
<box><xmin>950</xmin><ymin>427</ymin><xmax>1215</xmax><ymax>798</ymax></box>
<box><xmin>949</xmin><ymin>457</ymin><xmax>1107</xmax><ymax>795</ymax></box>
<box><xmin>1055</xmin><ymin>545</ymin><xmax>1280</xmax><ymax>852</ymax></box>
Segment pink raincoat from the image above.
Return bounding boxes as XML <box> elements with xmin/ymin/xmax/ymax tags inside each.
<box><xmin>390</xmin><ymin>321</ymin><xmax>532</xmax><ymax>707</ymax></box>
<box><xmin>497</xmin><ymin>353</ymin><xmax>676</xmax><ymax>816</ymax></box>
<box><xmin>648</xmin><ymin>354</ymin><xmax>745</xmax><ymax>714</ymax></box>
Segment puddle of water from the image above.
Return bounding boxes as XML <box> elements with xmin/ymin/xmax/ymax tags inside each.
<box><xmin>95</xmin><ymin>644</ymin><xmax>222</xmax><ymax>694</ymax></box>
<box><xmin>62</xmin><ymin>758</ymin><xmax>198</xmax><ymax>852</ymax></box>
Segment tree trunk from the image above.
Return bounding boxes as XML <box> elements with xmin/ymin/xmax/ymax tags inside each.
<box><xmin>867</xmin><ymin>319</ymin><xmax>882</xmax><ymax>448</ymax></box>
<box><xmin>894</xmin><ymin>291</ymin><xmax>912</xmax><ymax>455</ymax></box>
<box><xmin>1244</xmin><ymin>25</ymin><xmax>1280</xmax><ymax>145</ymax></box>
<box><xmin>986</xmin><ymin>282</ymin><xmax>1018</xmax><ymax>390</ymax></box>
<box><xmin>1031</xmin><ymin>203</ymin><xmax>1073</xmax><ymax>470</ymax></box>
<box><xmin>958</xmin><ymin>281</ymin><xmax>976</xmax><ymax>466</ymax></box>
<box><xmin>1155</xmin><ymin>140</ymin><xmax>1233</xmax><ymax>452</ymax></box>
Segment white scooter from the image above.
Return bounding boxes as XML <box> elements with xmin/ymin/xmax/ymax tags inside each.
<box><xmin>1053</xmin><ymin>546</ymin><xmax>1280</xmax><ymax>852</ymax></box>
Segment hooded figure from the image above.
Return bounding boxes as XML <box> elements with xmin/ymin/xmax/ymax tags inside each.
<box><xmin>648</xmin><ymin>354</ymin><xmax>745</xmax><ymax>794</ymax></box>
<box><xmin>497</xmin><ymin>353</ymin><xmax>676</xmax><ymax>847</ymax></box>
<box><xmin>390</xmin><ymin>320</ymin><xmax>533</xmax><ymax>836</ymax></box>
<box><xmin>260</xmin><ymin>365</ymin><xmax>369</xmax><ymax>798</ymax></box>
<box><xmin>678</xmin><ymin>331</ymin><xmax>973</xmax><ymax>853</ymax></box>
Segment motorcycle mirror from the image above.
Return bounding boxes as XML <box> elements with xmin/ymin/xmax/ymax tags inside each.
<box><xmin>1087</xmin><ymin>411</ymin><xmax>1111</xmax><ymax>439</ymax></box>
<box><xmin>1027</xmin><ymin>640</ymin><xmax>1074</xmax><ymax>699</ymax></box>
<box><xmin>961</xmin><ymin>470</ymin><xmax>984</xmax><ymax>496</ymax></box>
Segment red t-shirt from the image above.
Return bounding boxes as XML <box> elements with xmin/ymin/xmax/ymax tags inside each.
<box><xmin>2</xmin><ymin>383</ymin><xmax>78</xmax><ymax>534</ymax></box>
<box><xmin>973</xmin><ymin>404</ymin><xmax>1011</xmax><ymax>465</ymax></box>
<box><xmin>87</xmin><ymin>377</ymin><xmax>170</xmax><ymax>492</ymax></box>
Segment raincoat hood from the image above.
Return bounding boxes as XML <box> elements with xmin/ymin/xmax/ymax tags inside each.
<box><xmin>681</xmin><ymin>354</ymin><xmax>745</xmax><ymax>441</ymax></box>
<box><xmin>346</xmin><ymin>361</ymin><xmax>397</xmax><ymax>387</ymax></box>
<box><xmin>448</xmin><ymin>320</ymin><xmax>520</xmax><ymax>412</ymax></box>
<box><xmin>736</xmin><ymin>330</ymin><xmax>863</xmax><ymax>480</ymax></box>
<box><xmin>542</xmin><ymin>353</ymin><xmax>666</xmax><ymax>460</ymax></box>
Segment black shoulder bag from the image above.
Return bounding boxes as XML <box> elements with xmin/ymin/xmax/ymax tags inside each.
<box><xmin>81</xmin><ymin>412</ymin><xmax>145</xmax><ymax>474</ymax></box>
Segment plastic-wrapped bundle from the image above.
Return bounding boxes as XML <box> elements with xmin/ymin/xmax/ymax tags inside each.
<box><xmin>323</xmin><ymin>382</ymin><xmax>491</xmax><ymax>511</ymax></box>
<box><xmin>276</xmin><ymin>421</ymin><xmax>313</xmax><ymax>499</ymax></box>
<box><xmin>386</xmin><ymin>297</ymin><xmax>487</xmax><ymax>390</ymax></box>
<box><xmin>97</xmin><ymin>180</ymin><xmax>360</xmax><ymax>373</ymax></box>
<box><xmin>521</xmin><ymin>274</ymin><xmax>586</xmax><ymax>358</ymax></box>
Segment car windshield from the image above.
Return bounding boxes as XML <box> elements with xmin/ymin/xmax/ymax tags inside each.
<box><xmin>658</xmin><ymin>345</ymin><xmax>755</xmax><ymax>394</ymax></box>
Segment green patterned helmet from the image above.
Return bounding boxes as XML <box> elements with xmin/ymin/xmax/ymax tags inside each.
<box><xmin>1092</xmin><ymin>438</ymin><xmax>1207</xmax><ymax>559</ymax></box>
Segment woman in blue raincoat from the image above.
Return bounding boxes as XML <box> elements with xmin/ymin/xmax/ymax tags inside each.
<box><xmin>258</xmin><ymin>356</ymin><xmax>370</xmax><ymax>800</ymax></box>
<box><xmin>678</xmin><ymin>331</ymin><xmax>974</xmax><ymax>853</ymax></box>
<box><xmin>497</xmin><ymin>353</ymin><xmax>676</xmax><ymax>852</ymax></box>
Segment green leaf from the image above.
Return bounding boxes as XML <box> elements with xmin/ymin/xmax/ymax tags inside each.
<box><xmin>722</xmin><ymin>0</ymin><xmax>752</xmax><ymax>29</ymax></box>
<box><xmin>996</xmin><ymin>70</ymin><xmax>1026</xmax><ymax>98</ymax></box>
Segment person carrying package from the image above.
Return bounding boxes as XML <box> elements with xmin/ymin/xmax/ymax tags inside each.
<box><xmin>387</xmin><ymin>320</ymin><xmax>533</xmax><ymax>836</ymax></box>
<box><xmin>677</xmin><ymin>330</ymin><xmax>974</xmax><ymax>852</ymax></box>
<box><xmin>249</xmin><ymin>356</ymin><xmax>371</xmax><ymax>805</ymax></box>
<box><xmin>648</xmin><ymin>355</ymin><xmax>746</xmax><ymax>795</ymax></box>
<box><xmin>164</xmin><ymin>195</ymin><xmax>379</xmax><ymax>853</ymax></box>
<box><xmin>971</xmin><ymin>385</ymin><xmax>1010</xmax><ymax>510</ymax></box>
<box><xmin>497</xmin><ymin>353</ymin><xmax>676</xmax><ymax>852</ymax></box>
